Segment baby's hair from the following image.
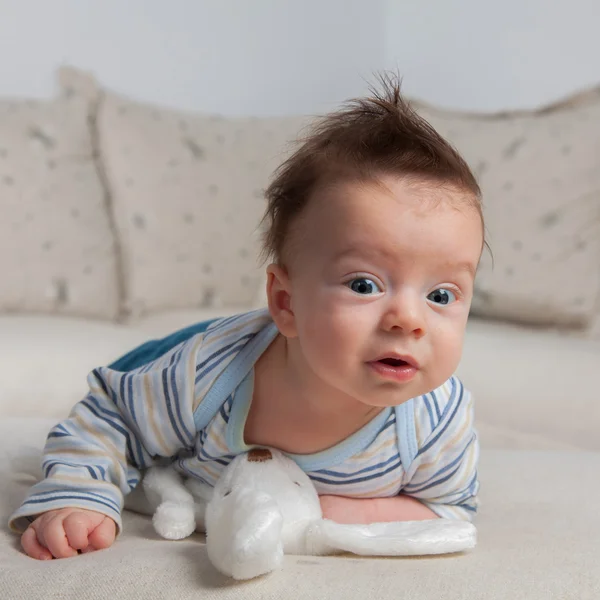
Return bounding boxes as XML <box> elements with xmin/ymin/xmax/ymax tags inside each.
<box><xmin>261</xmin><ymin>73</ymin><xmax>483</xmax><ymax>264</ymax></box>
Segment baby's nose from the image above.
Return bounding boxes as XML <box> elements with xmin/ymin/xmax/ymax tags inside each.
<box><xmin>381</xmin><ymin>297</ymin><xmax>426</xmax><ymax>337</ymax></box>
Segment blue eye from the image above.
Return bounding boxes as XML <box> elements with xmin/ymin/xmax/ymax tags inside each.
<box><xmin>427</xmin><ymin>288</ymin><xmax>457</xmax><ymax>305</ymax></box>
<box><xmin>348</xmin><ymin>278</ymin><xmax>382</xmax><ymax>295</ymax></box>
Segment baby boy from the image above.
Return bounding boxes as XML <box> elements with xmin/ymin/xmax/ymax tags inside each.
<box><xmin>11</xmin><ymin>77</ymin><xmax>483</xmax><ymax>560</ymax></box>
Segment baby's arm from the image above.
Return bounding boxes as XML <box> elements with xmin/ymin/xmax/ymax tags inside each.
<box><xmin>11</xmin><ymin>334</ymin><xmax>206</xmax><ymax>559</ymax></box>
<box><xmin>320</xmin><ymin>377</ymin><xmax>478</xmax><ymax>524</ymax></box>
<box><xmin>319</xmin><ymin>493</ymin><xmax>438</xmax><ymax>524</ymax></box>
<box><xmin>401</xmin><ymin>377</ymin><xmax>479</xmax><ymax>521</ymax></box>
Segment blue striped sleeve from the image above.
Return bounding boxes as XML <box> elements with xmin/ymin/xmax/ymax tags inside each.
<box><xmin>8</xmin><ymin>333</ymin><xmax>207</xmax><ymax>534</ymax></box>
<box><xmin>402</xmin><ymin>377</ymin><xmax>480</xmax><ymax>522</ymax></box>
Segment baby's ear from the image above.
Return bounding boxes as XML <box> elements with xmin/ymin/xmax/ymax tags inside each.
<box><xmin>265</xmin><ymin>264</ymin><xmax>297</xmax><ymax>338</ymax></box>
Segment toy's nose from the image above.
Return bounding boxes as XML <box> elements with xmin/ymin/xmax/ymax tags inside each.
<box><xmin>247</xmin><ymin>448</ymin><xmax>273</xmax><ymax>462</ymax></box>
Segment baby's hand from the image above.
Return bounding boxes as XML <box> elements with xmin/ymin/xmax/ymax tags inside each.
<box><xmin>21</xmin><ymin>508</ymin><xmax>116</xmax><ymax>560</ymax></box>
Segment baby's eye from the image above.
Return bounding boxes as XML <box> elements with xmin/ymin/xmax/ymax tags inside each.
<box><xmin>347</xmin><ymin>278</ymin><xmax>382</xmax><ymax>295</ymax></box>
<box><xmin>427</xmin><ymin>288</ymin><xmax>457</xmax><ymax>305</ymax></box>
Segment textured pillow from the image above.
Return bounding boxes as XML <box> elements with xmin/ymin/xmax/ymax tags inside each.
<box><xmin>418</xmin><ymin>90</ymin><xmax>600</xmax><ymax>327</ymax></box>
<box><xmin>0</xmin><ymin>68</ymin><xmax>119</xmax><ymax>320</ymax></box>
<box><xmin>97</xmin><ymin>91</ymin><xmax>306</xmax><ymax>318</ymax></box>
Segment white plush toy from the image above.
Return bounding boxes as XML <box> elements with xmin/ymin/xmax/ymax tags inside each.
<box><xmin>141</xmin><ymin>448</ymin><xmax>476</xmax><ymax>580</ymax></box>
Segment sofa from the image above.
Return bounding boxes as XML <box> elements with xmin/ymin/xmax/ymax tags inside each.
<box><xmin>0</xmin><ymin>68</ymin><xmax>599</xmax><ymax>599</ymax></box>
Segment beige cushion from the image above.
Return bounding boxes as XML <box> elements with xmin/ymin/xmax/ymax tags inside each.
<box><xmin>97</xmin><ymin>90</ymin><xmax>305</xmax><ymax>318</ymax></box>
<box><xmin>0</xmin><ymin>68</ymin><xmax>119</xmax><ymax>320</ymax></box>
<box><xmin>1</xmin><ymin>419</ymin><xmax>598</xmax><ymax>600</ymax></box>
<box><xmin>418</xmin><ymin>89</ymin><xmax>600</xmax><ymax>328</ymax></box>
<box><xmin>457</xmin><ymin>317</ymin><xmax>600</xmax><ymax>452</ymax></box>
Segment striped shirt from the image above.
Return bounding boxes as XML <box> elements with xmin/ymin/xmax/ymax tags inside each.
<box><xmin>9</xmin><ymin>309</ymin><xmax>479</xmax><ymax>533</ymax></box>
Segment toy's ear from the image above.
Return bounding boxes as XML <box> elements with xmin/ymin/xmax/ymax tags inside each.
<box><xmin>309</xmin><ymin>519</ymin><xmax>477</xmax><ymax>557</ymax></box>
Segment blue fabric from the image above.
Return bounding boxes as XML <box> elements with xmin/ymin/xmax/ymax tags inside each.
<box><xmin>108</xmin><ymin>319</ymin><xmax>219</xmax><ymax>372</ymax></box>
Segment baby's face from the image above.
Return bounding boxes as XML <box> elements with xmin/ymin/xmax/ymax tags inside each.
<box><xmin>282</xmin><ymin>175</ymin><xmax>483</xmax><ymax>408</ymax></box>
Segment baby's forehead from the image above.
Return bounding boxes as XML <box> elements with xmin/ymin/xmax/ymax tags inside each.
<box><xmin>307</xmin><ymin>182</ymin><xmax>477</xmax><ymax>229</ymax></box>
<box><xmin>283</xmin><ymin>176</ymin><xmax>483</xmax><ymax>264</ymax></box>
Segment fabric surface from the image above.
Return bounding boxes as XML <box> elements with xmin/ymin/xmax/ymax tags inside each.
<box><xmin>97</xmin><ymin>89</ymin><xmax>306</xmax><ymax>318</ymax></box>
<box><xmin>0</xmin><ymin>68</ymin><xmax>120</xmax><ymax>320</ymax></box>
<box><xmin>1</xmin><ymin>419</ymin><xmax>598</xmax><ymax>600</ymax></box>
<box><xmin>418</xmin><ymin>89</ymin><xmax>600</xmax><ymax>327</ymax></box>
<box><xmin>457</xmin><ymin>317</ymin><xmax>600</xmax><ymax>452</ymax></box>
<box><xmin>0</xmin><ymin>316</ymin><xmax>151</xmax><ymax>418</ymax></box>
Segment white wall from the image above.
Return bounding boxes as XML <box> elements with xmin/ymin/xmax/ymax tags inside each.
<box><xmin>0</xmin><ymin>0</ymin><xmax>383</xmax><ymax>116</ymax></box>
<box><xmin>384</xmin><ymin>0</ymin><xmax>600</xmax><ymax>111</ymax></box>
<box><xmin>0</xmin><ymin>0</ymin><xmax>597</xmax><ymax>115</ymax></box>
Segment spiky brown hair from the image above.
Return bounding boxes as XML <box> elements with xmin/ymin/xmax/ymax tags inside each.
<box><xmin>262</xmin><ymin>73</ymin><xmax>482</xmax><ymax>263</ymax></box>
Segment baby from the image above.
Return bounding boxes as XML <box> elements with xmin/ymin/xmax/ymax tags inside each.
<box><xmin>11</xmin><ymin>77</ymin><xmax>483</xmax><ymax>560</ymax></box>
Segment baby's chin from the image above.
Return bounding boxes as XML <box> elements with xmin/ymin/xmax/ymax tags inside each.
<box><xmin>356</xmin><ymin>385</ymin><xmax>424</xmax><ymax>409</ymax></box>
<box><xmin>358</xmin><ymin>375</ymin><xmax>448</xmax><ymax>408</ymax></box>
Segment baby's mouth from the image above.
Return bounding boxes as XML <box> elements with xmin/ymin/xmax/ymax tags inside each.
<box><xmin>372</xmin><ymin>354</ymin><xmax>419</xmax><ymax>369</ymax></box>
<box><xmin>368</xmin><ymin>355</ymin><xmax>419</xmax><ymax>382</ymax></box>
<box><xmin>378</xmin><ymin>358</ymin><xmax>409</xmax><ymax>367</ymax></box>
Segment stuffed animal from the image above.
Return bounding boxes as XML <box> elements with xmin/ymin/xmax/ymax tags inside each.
<box><xmin>142</xmin><ymin>448</ymin><xmax>477</xmax><ymax>580</ymax></box>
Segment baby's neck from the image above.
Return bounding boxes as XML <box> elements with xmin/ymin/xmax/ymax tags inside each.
<box><xmin>244</xmin><ymin>334</ymin><xmax>383</xmax><ymax>455</ymax></box>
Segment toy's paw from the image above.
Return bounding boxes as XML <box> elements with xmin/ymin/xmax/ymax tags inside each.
<box><xmin>314</xmin><ymin>518</ymin><xmax>477</xmax><ymax>557</ymax></box>
<box><xmin>207</xmin><ymin>488</ymin><xmax>284</xmax><ymax>580</ymax></box>
<box><xmin>153</xmin><ymin>500</ymin><xmax>197</xmax><ymax>540</ymax></box>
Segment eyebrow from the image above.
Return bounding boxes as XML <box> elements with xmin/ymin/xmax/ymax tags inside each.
<box><xmin>333</xmin><ymin>246</ymin><xmax>397</xmax><ymax>263</ymax></box>
<box><xmin>334</xmin><ymin>247</ymin><xmax>477</xmax><ymax>278</ymax></box>
<box><xmin>453</xmin><ymin>261</ymin><xmax>478</xmax><ymax>278</ymax></box>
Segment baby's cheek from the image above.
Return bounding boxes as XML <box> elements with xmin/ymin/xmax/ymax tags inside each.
<box><xmin>305</xmin><ymin>317</ymin><xmax>354</xmax><ymax>370</ymax></box>
<box><xmin>431</xmin><ymin>330</ymin><xmax>463</xmax><ymax>380</ymax></box>
<box><xmin>312</xmin><ymin>323</ymin><xmax>347</xmax><ymax>359</ymax></box>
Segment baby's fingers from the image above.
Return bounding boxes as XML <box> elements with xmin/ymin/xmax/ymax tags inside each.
<box><xmin>87</xmin><ymin>517</ymin><xmax>116</xmax><ymax>552</ymax></box>
<box><xmin>63</xmin><ymin>513</ymin><xmax>94</xmax><ymax>551</ymax></box>
<box><xmin>21</xmin><ymin>526</ymin><xmax>52</xmax><ymax>561</ymax></box>
<box><xmin>41</xmin><ymin>516</ymin><xmax>78</xmax><ymax>559</ymax></box>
